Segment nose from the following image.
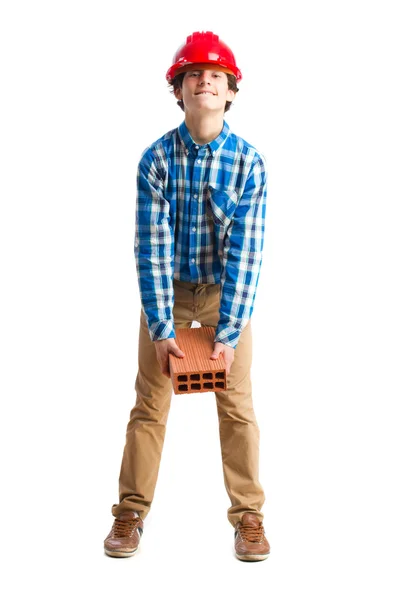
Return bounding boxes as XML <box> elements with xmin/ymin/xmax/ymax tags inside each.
<box><xmin>198</xmin><ymin>71</ymin><xmax>212</xmax><ymax>85</ymax></box>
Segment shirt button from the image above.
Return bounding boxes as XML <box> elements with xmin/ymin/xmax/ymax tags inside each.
<box><xmin>192</xmin><ymin>227</ymin><xmax>196</xmax><ymax>232</ymax></box>
<box><xmin>193</xmin><ymin>194</ymin><xmax>198</xmax><ymax>199</ymax></box>
<box><xmin>191</xmin><ymin>258</ymin><xmax>196</xmax><ymax>263</ymax></box>
<box><xmin>195</xmin><ymin>145</ymin><xmax>199</xmax><ymax>149</ymax></box>
<box><xmin>197</xmin><ymin>159</ymin><xmax>201</xmax><ymax>164</ymax></box>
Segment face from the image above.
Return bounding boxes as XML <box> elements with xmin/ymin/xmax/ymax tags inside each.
<box><xmin>174</xmin><ymin>69</ymin><xmax>236</xmax><ymax>114</ymax></box>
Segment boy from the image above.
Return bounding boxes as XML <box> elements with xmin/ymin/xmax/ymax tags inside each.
<box><xmin>104</xmin><ymin>31</ymin><xmax>270</xmax><ymax>561</ymax></box>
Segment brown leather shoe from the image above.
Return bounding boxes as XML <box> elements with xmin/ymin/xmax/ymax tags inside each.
<box><xmin>234</xmin><ymin>513</ymin><xmax>270</xmax><ymax>561</ymax></box>
<box><xmin>104</xmin><ymin>511</ymin><xmax>144</xmax><ymax>558</ymax></box>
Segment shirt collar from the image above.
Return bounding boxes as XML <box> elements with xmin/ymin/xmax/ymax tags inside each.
<box><xmin>178</xmin><ymin>120</ymin><xmax>230</xmax><ymax>156</ymax></box>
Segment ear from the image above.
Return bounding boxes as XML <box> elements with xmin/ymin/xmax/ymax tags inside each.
<box><xmin>174</xmin><ymin>87</ymin><xmax>182</xmax><ymax>101</ymax></box>
<box><xmin>226</xmin><ymin>89</ymin><xmax>236</xmax><ymax>102</ymax></box>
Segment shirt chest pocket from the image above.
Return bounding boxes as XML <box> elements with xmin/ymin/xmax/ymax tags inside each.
<box><xmin>206</xmin><ymin>186</ymin><xmax>238</xmax><ymax>226</ymax></box>
<box><xmin>205</xmin><ymin>186</ymin><xmax>238</xmax><ymax>256</ymax></box>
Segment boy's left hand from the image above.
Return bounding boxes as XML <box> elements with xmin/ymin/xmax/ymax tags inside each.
<box><xmin>210</xmin><ymin>342</ymin><xmax>235</xmax><ymax>377</ymax></box>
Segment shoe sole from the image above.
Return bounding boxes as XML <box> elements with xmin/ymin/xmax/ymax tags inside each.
<box><xmin>104</xmin><ymin>547</ymin><xmax>139</xmax><ymax>558</ymax></box>
<box><xmin>235</xmin><ymin>552</ymin><xmax>270</xmax><ymax>561</ymax></box>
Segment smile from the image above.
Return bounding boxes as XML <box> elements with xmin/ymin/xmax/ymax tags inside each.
<box><xmin>195</xmin><ymin>92</ymin><xmax>215</xmax><ymax>95</ymax></box>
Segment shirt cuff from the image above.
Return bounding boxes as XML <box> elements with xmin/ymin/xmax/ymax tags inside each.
<box><xmin>214</xmin><ymin>323</ymin><xmax>243</xmax><ymax>349</ymax></box>
<box><xmin>148</xmin><ymin>319</ymin><xmax>176</xmax><ymax>342</ymax></box>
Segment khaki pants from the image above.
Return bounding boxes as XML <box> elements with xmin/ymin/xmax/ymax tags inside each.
<box><xmin>111</xmin><ymin>278</ymin><xmax>265</xmax><ymax>527</ymax></box>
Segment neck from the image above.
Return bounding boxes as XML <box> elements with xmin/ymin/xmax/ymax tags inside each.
<box><xmin>184</xmin><ymin>112</ymin><xmax>224</xmax><ymax>145</ymax></box>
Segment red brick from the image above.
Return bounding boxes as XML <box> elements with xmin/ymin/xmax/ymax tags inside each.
<box><xmin>169</xmin><ymin>326</ymin><xmax>226</xmax><ymax>395</ymax></box>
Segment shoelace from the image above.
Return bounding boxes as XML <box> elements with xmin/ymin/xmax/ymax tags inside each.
<box><xmin>239</xmin><ymin>523</ymin><xmax>265</xmax><ymax>543</ymax></box>
<box><xmin>112</xmin><ymin>517</ymin><xmax>140</xmax><ymax>538</ymax></box>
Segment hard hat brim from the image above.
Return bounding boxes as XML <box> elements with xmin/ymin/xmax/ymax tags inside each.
<box><xmin>174</xmin><ymin>63</ymin><xmax>236</xmax><ymax>78</ymax></box>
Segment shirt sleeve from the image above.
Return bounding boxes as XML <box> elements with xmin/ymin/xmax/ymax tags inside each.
<box><xmin>134</xmin><ymin>147</ymin><xmax>176</xmax><ymax>342</ymax></box>
<box><xmin>214</xmin><ymin>154</ymin><xmax>268</xmax><ymax>349</ymax></box>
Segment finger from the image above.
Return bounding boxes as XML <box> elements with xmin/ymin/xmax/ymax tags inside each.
<box><xmin>172</xmin><ymin>345</ymin><xmax>185</xmax><ymax>358</ymax></box>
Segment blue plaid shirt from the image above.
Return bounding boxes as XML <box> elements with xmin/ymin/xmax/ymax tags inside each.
<box><xmin>134</xmin><ymin>119</ymin><xmax>267</xmax><ymax>349</ymax></box>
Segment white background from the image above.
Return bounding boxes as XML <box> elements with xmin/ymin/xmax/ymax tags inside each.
<box><xmin>1</xmin><ymin>0</ymin><xmax>398</xmax><ymax>598</ymax></box>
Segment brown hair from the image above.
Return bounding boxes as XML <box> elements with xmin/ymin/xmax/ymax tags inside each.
<box><xmin>168</xmin><ymin>72</ymin><xmax>239</xmax><ymax>113</ymax></box>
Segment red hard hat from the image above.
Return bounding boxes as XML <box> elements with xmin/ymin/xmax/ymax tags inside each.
<box><xmin>166</xmin><ymin>31</ymin><xmax>242</xmax><ymax>83</ymax></box>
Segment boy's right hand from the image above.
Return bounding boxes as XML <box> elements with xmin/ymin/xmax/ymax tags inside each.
<box><xmin>154</xmin><ymin>338</ymin><xmax>185</xmax><ymax>379</ymax></box>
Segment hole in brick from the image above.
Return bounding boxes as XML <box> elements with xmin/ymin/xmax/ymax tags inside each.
<box><xmin>178</xmin><ymin>384</ymin><xmax>188</xmax><ymax>391</ymax></box>
<box><xmin>190</xmin><ymin>374</ymin><xmax>200</xmax><ymax>381</ymax></box>
<box><xmin>191</xmin><ymin>383</ymin><xmax>201</xmax><ymax>390</ymax></box>
<box><xmin>204</xmin><ymin>382</ymin><xmax>214</xmax><ymax>389</ymax></box>
<box><xmin>215</xmin><ymin>372</ymin><xmax>224</xmax><ymax>379</ymax></box>
<box><xmin>202</xmin><ymin>373</ymin><xmax>213</xmax><ymax>380</ymax></box>
<box><xmin>177</xmin><ymin>375</ymin><xmax>188</xmax><ymax>382</ymax></box>
<box><xmin>215</xmin><ymin>382</ymin><xmax>225</xmax><ymax>388</ymax></box>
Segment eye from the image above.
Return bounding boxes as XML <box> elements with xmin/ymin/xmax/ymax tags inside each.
<box><xmin>213</xmin><ymin>73</ymin><xmax>221</xmax><ymax>77</ymax></box>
